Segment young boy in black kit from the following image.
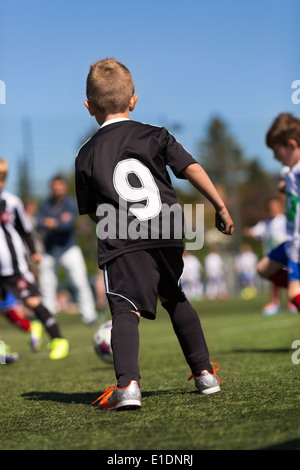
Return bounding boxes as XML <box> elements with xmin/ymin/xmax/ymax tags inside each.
<box><xmin>75</xmin><ymin>58</ymin><xmax>234</xmax><ymax>410</ymax></box>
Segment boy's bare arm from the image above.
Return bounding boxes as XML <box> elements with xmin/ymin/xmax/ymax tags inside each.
<box><xmin>278</xmin><ymin>179</ymin><xmax>286</xmax><ymax>193</ymax></box>
<box><xmin>181</xmin><ymin>163</ymin><xmax>234</xmax><ymax>235</ymax></box>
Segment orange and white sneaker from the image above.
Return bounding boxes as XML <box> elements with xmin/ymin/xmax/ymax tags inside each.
<box><xmin>288</xmin><ymin>302</ymin><xmax>298</xmax><ymax>314</ymax></box>
<box><xmin>92</xmin><ymin>380</ymin><xmax>142</xmax><ymax>410</ymax></box>
<box><xmin>262</xmin><ymin>301</ymin><xmax>281</xmax><ymax>316</ymax></box>
<box><xmin>189</xmin><ymin>363</ymin><xmax>221</xmax><ymax>395</ymax></box>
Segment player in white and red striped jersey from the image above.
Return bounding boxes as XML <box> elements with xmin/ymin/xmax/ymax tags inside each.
<box><xmin>0</xmin><ymin>158</ymin><xmax>69</xmax><ymax>360</ymax></box>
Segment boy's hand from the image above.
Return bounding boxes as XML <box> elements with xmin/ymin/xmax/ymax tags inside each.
<box><xmin>31</xmin><ymin>253</ymin><xmax>42</xmax><ymax>264</ymax></box>
<box><xmin>278</xmin><ymin>180</ymin><xmax>286</xmax><ymax>193</ymax></box>
<box><xmin>42</xmin><ymin>217</ymin><xmax>58</xmax><ymax>229</ymax></box>
<box><xmin>215</xmin><ymin>207</ymin><xmax>234</xmax><ymax>235</ymax></box>
<box><xmin>60</xmin><ymin>211</ymin><xmax>73</xmax><ymax>223</ymax></box>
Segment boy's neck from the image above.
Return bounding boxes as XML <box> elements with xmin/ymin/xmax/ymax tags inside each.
<box><xmin>101</xmin><ymin>111</ymin><xmax>130</xmax><ymax>126</ymax></box>
<box><xmin>90</xmin><ymin>94</ymin><xmax>137</xmax><ymax>126</ymax></box>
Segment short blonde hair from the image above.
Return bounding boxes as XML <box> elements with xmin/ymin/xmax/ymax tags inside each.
<box><xmin>0</xmin><ymin>158</ymin><xmax>8</xmax><ymax>175</ymax></box>
<box><xmin>266</xmin><ymin>113</ymin><xmax>300</xmax><ymax>148</ymax></box>
<box><xmin>86</xmin><ymin>58</ymin><xmax>134</xmax><ymax>115</ymax></box>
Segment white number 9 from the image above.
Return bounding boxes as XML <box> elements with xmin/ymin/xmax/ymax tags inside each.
<box><xmin>113</xmin><ymin>158</ymin><xmax>162</xmax><ymax>221</ymax></box>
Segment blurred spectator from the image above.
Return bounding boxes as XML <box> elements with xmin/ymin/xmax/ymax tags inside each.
<box><xmin>234</xmin><ymin>244</ymin><xmax>258</xmax><ymax>299</ymax></box>
<box><xmin>181</xmin><ymin>251</ymin><xmax>203</xmax><ymax>300</ymax></box>
<box><xmin>36</xmin><ymin>174</ymin><xmax>98</xmax><ymax>325</ymax></box>
<box><xmin>204</xmin><ymin>249</ymin><xmax>228</xmax><ymax>300</ymax></box>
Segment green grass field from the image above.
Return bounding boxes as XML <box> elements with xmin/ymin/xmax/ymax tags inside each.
<box><xmin>1</xmin><ymin>295</ymin><xmax>300</xmax><ymax>451</ymax></box>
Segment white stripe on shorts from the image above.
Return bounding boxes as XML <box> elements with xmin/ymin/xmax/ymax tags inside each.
<box><xmin>103</xmin><ymin>264</ymin><xmax>138</xmax><ymax>311</ymax></box>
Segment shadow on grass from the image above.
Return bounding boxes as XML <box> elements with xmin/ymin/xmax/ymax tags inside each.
<box><xmin>21</xmin><ymin>389</ymin><xmax>178</xmax><ymax>405</ymax></box>
<box><xmin>258</xmin><ymin>439</ymin><xmax>300</xmax><ymax>450</ymax></box>
<box><xmin>21</xmin><ymin>391</ymin><xmax>98</xmax><ymax>405</ymax></box>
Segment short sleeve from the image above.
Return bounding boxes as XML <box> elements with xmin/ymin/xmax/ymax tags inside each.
<box><xmin>160</xmin><ymin>128</ymin><xmax>197</xmax><ymax>179</ymax></box>
<box><xmin>280</xmin><ymin>166</ymin><xmax>289</xmax><ymax>180</ymax></box>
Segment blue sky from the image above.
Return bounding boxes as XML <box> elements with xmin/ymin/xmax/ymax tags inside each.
<box><xmin>1</xmin><ymin>0</ymin><xmax>299</xmax><ymax>195</ymax></box>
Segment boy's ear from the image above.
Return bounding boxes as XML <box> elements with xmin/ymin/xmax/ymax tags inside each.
<box><xmin>84</xmin><ymin>100</ymin><xmax>96</xmax><ymax>116</ymax></box>
<box><xmin>287</xmin><ymin>139</ymin><xmax>298</xmax><ymax>149</ymax></box>
<box><xmin>129</xmin><ymin>94</ymin><xmax>138</xmax><ymax>112</ymax></box>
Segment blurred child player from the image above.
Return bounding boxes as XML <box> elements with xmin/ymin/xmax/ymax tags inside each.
<box><xmin>0</xmin><ymin>289</ymin><xmax>43</xmax><ymax>351</ymax></box>
<box><xmin>257</xmin><ymin>114</ymin><xmax>300</xmax><ymax>313</ymax></box>
<box><xmin>0</xmin><ymin>158</ymin><xmax>69</xmax><ymax>360</ymax></box>
<box><xmin>243</xmin><ymin>197</ymin><xmax>293</xmax><ymax>315</ymax></box>
<box><xmin>75</xmin><ymin>58</ymin><xmax>234</xmax><ymax>410</ymax></box>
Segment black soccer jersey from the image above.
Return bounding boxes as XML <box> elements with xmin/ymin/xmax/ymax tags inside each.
<box><xmin>75</xmin><ymin>119</ymin><xmax>197</xmax><ymax>267</ymax></box>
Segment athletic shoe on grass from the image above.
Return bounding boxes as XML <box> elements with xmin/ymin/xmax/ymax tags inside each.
<box><xmin>47</xmin><ymin>338</ymin><xmax>69</xmax><ymax>360</ymax></box>
<box><xmin>189</xmin><ymin>362</ymin><xmax>221</xmax><ymax>395</ymax></box>
<box><xmin>262</xmin><ymin>302</ymin><xmax>282</xmax><ymax>316</ymax></box>
<box><xmin>2</xmin><ymin>344</ymin><xmax>20</xmax><ymax>364</ymax></box>
<box><xmin>29</xmin><ymin>320</ymin><xmax>43</xmax><ymax>351</ymax></box>
<box><xmin>288</xmin><ymin>302</ymin><xmax>298</xmax><ymax>314</ymax></box>
<box><xmin>93</xmin><ymin>380</ymin><xmax>141</xmax><ymax>410</ymax></box>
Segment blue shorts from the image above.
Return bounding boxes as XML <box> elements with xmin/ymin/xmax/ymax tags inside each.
<box><xmin>0</xmin><ymin>290</ymin><xmax>18</xmax><ymax>310</ymax></box>
<box><xmin>268</xmin><ymin>242</ymin><xmax>300</xmax><ymax>281</ymax></box>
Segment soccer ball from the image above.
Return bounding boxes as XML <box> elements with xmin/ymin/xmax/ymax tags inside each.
<box><xmin>93</xmin><ymin>320</ymin><xmax>113</xmax><ymax>363</ymax></box>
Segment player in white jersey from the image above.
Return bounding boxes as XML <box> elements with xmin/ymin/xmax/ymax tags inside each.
<box><xmin>234</xmin><ymin>244</ymin><xmax>258</xmax><ymax>300</ymax></box>
<box><xmin>257</xmin><ymin>114</ymin><xmax>300</xmax><ymax>313</ymax></box>
<box><xmin>244</xmin><ymin>198</ymin><xmax>287</xmax><ymax>254</ymax></box>
<box><xmin>181</xmin><ymin>251</ymin><xmax>203</xmax><ymax>300</ymax></box>
<box><xmin>243</xmin><ymin>197</ymin><xmax>296</xmax><ymax>314</ymax></box>
<box><xmin>0</xmin><ymin>159</ymin><xmax>69</xmax><ymax>359</ymax></box>
<box><xmin>204</xmin><ymin>250</ymin><xmax>228</xmax><ymax>300</ymax></box>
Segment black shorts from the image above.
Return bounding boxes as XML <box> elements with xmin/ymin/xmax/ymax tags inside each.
<box><xmin>0</xmin><ymin>273</ymin><xmax>40</xmax><ymax>302</ymax></box>
<box><xmin>103</xmin><ymin>247</ymin><xmax>186</xmax><ymax>320</ymax></box>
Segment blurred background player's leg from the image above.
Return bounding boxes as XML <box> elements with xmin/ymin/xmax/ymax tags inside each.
<box><xmin>60</xmin><ymin>245</ymin><xmax>98</xmax><ymax>325</ymax></box>
<box><xmin>0</xmin><ymin>290</ymin><xmax>42</xmax><ymax>351</ymax></box>
<box><xmin>39</xmin><ymin>253</ymin><xmax>59</xmax><ymax>314</ymax></box>
<box><xmin>24</xmin><ymin>297</ymin><xmax>69</xmax><ymax>360</ymax></box>
<box><xmin>2</xmin><ymin>276</ymin><xmax>69</xmax><ymax>360</ymax></box>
